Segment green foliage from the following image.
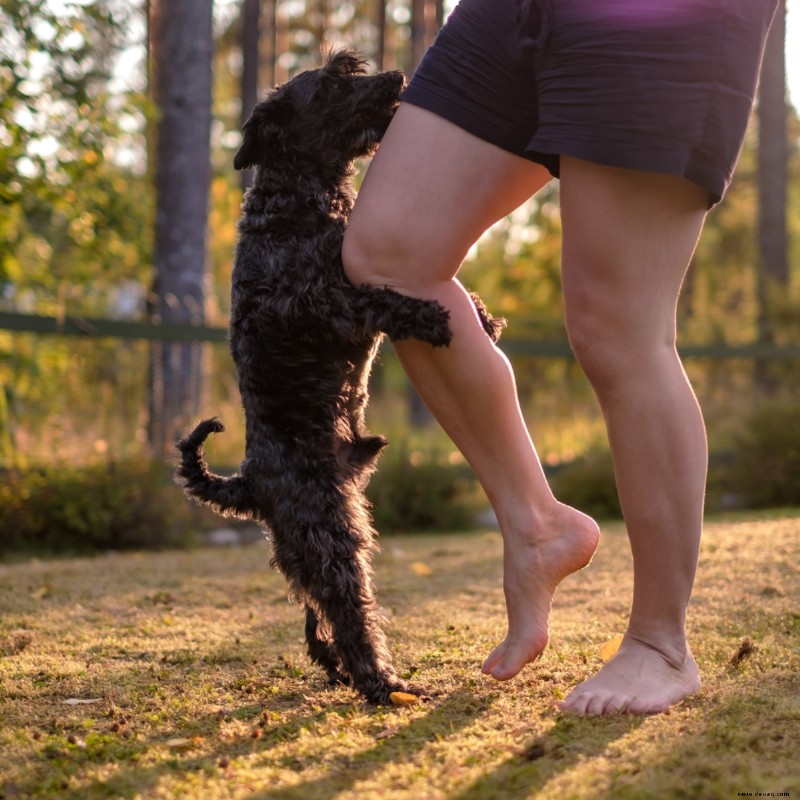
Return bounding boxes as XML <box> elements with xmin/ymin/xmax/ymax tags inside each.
<box><xmin>0</xmin><ymin>460</ymin><xmax>200</xmax><ymax>556</ymax></box>
<box><xmin>0</xmin><ymin>0</ymin><xmax>152</xmax><ymax>315</ymax></box>
<box><xmin>550</xmin><ymin>450</ymin><xmax>622</xmax><ymax>520</ymax></box>
<box><xmin>724</xmin><ymin>400</ymin><xmax>800</xmax><ymax>508</ymax></box>
<box><xmin>459</xmin><ymin>184</ymin><xmax>566</xmax><ymax>340</ymax></box>
<box><xmin>367</xmin><ymin>444</ymin><xmax>486</xmax><ymax>532</ymax></box>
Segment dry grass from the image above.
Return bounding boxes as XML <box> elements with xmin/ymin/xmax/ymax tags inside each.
<box><xmin>1</xmin><ymin>513</ymin><xmax>798</xmax><ymax>799</ymax></box>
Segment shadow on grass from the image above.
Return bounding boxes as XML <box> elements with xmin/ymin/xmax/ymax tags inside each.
<box><xmin>246</xmin><ymin>688</ymin><xmax>491</xmax><ymax>800</ymax></box>
<box><xmin>21</xmin><ymin>688</ymin><xmax>490</xmax><ymax>800</ymax></box>
<box><xmin>454</xmin><ymin>671</ymin><xmax>799</xmax><ymax>800</ymax></box>
<box><xmin>452</xmin><ymin>713</ymin><xmax>643</xmax><ymax>800</ymax></box>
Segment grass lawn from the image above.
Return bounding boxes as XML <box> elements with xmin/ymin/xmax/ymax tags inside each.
<box><xmin>0</xmin><ymin>512</ymin><xmax>798</xmax><ymax>799</ymax></box>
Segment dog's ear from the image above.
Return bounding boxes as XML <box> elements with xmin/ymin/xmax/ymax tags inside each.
<box><xmin>325</xmin><ymin>48</ymin><xmax>368</xmax><ymax>76</ymax></box>
<box><xmin>233</xmin><ymin>96</ymin><xmax>293</xmax><ymax>170</ymax></box>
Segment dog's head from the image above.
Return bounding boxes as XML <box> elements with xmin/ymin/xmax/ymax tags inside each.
<box><xmin>234</xmin><ymin>50</ymin><xmax>405</xmax><ymax>172</ymax></box>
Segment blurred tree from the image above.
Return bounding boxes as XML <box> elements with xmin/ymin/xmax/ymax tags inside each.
<box><xmin>0</xmin><ymin>0</ymin><xmax>152</xmax><ymax>464</ymax></box>
<box><xmin>146</xmin><ymin>0</ymin><xmax>214</xmax><ymax>455</ymax></box>
<box><xmin>0</xmin><ymin>0</ymin><xmax>151</xmax><ymax>314</ymax></box>
<box><xmin>755</xmin><ymin>0</ymin><xmax>788</xmax><ymax>391</ymax></box>
<box><xmin>239</xmin><ymin>0</ymin><xmax>261</xmax><ymax>190</ymax></box>
<box><xmin>758</xmin><ymin>0</ymin><xmax>789</xmax><ymax>287</ymax></box>
<box><xmin>410</xmin><ymin>0</ymin><xmax>442</xmax><ymax>71</ymax></box>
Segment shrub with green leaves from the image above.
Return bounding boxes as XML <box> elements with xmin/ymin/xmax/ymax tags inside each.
<box><xmin>550</xmin><ymin>449</ymin><xmax>622</xmax><ymax>520</ymax></box>
<box><xmin>0</xmin><ymin>460</ymin><xmax>201</xmax><ymax>556</ymax></box>
<box><xmin>367</xmin><ymin>445</ymin><xmax>486</xmax><ymax>532</ymax></box>
<box><xmin>725</xmin><ymin>400</ymin><xmax>800</xmax><ymax>508</ymax></box>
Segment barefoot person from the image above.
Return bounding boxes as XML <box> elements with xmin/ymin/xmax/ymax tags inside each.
<box><xmin>342</xmin><ymin>0</ymin><xmax>780</xmax><ymax>714</ymax></box>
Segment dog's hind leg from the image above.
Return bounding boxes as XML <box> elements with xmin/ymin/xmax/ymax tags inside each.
<box><xmin>309</xmin><ymin>549</ymin><xmax>406</xmax><ymax>704</ymax></box>
<box><xmin>304</xmin><ymin>606</ymin><xmax>349</xmax><ymax>686</ymax></box>
<box><xmin>269</xmin><ymin>502</ymin><xmax>406</xmax><ymax>705</ymax></box>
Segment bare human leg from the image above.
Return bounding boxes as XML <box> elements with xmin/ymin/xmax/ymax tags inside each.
<box><xmin>557</xmin><ymin>157</ymin><xmax>708</xmax><ymax>714</ymax></box>
<box><xmin>343</xmin><ymin>104</ymin><xmax>600</xmax><ymax>681</ymax></box>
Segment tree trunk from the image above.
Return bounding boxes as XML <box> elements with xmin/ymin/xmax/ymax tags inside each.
<box><xmin>260</xmin><ymin>0</ymin><xmax>276</xmax><ymax>93</ymax></box>
<box><xmin>147</xmin><ymin>0</ymin><xmax>214</xmax><ymax>455</ymax></box>
<box><xmin>240</xmin><ymin>0</ymin><xmax>260</xmax><ymax>190</ymax></box>
<box><xmin>435</xmin><ymin>0</ymin><xmax>444</xmax><ymax>28</ymax></box>
<box><xmin>755</xmin><ymin>0</ymin><xmax>788</xmax><ymax>393</ymax></box>
<box><xmin>757</xmin><ymin>0</ymin><xmax>788</xmax><ymax>286</ymax></box>
<box><xmin>376</xmin><ymin>0</ymin><xmax>386</xmax><ymax>71</ymax></box>
<box><xmin>410</xmin><ymin>0</ymin><xmax>427</xmax><ymax>72</ymax></box>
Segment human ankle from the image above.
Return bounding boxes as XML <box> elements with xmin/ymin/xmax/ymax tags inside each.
<box><xmin>497</xmin><ymin>501</ymin><xmax>560</xmax><ymax>545</ymax></box>
<box><xmin>622</xmin><ymin>625</ymin><xmax>691</xmax><ymax>668</ymax></box>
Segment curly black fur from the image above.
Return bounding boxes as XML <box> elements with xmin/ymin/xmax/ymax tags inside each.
<box><xmin>176</xmin><ymin>50</ymin><xmax>505</xmax><ymax>705</ymax></box>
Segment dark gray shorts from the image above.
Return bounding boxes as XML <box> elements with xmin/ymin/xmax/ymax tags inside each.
<box><xmin>402</xmin><ymin>0</ymin><xmax>779</xmax><ymax>205</ymax></box>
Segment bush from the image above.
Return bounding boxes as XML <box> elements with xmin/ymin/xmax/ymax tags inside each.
<box><xmin>550</xmin><ymin>449</ymin><xmax>622</xmax><ymax>520</ymax></box>
<box><xmin>367</xmin><ymin>444</ymin><xmax>486</xmax><ymax>532</ymax></box>
<box><xmin>0</xmin><ymin>460</ymin><xmax>205</xmax><ymax>556</ymax></box>
<box><xmin>724</xmin><ymin>400</ymin><xmax>800</xmax><ymax>508</ymax></box>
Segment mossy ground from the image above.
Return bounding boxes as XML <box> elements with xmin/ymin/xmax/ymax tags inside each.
<box><xmin>1</xmin><ymin>513</ymin><xmax>798</xmax><ymax>799</ymax></box>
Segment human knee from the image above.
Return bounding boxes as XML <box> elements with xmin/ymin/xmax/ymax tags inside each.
<box><xmin>342</xmin><ymin>225</ymin><xmax>379</xmax><ymax>288</ymax></box>
<box><xmin>342</xmin><ymin>217</ymin><xmax>412</xmax><ymax>290</ymax></box>
<box><xmin>567</xmin><ymin>322</ymin><xmax>623</xmax><ymax>390</ymax></box>
<box><xmin>565</xmin><ymin>296</ymin><xmax>643</xmax><ymax>393</ymax></box>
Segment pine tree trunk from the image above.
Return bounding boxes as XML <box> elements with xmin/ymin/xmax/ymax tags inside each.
<box><xmin>240</xmin><ymin>0</ymin><xmax>260</xmax><ymax>191</ymax></box>
<box><xmin>757</xmin><ymin>0</ymin><xmax>788</xmax><ymax>287</ymax></box>
<box><xmin>376</xmin><ymin>0</ymin><xmax>386</xmax><ymax>70</ymax></box>
<box><xmin>755</xmin><ymin>0</ymin><xmax>788</xmax><ymax>393</ymax></box>
<box><xmin>147</xmin><ymin>0</ymin><xmax>214</xmax><ymax>455</ymax></box>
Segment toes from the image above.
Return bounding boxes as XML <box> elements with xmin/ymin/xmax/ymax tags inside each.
<box><xmin>625</xmin><ymin>695</ymin><xmax>667</xmax><ymax>716</ymax></box>
<box><xmin>601</xmin><ymin>694</ymin><xmax>631</xmax><ymax>715</ymax></box>
<box><xmin>484</xmin><ymin>640</ymin><xmax>540</xmax><ymax>681</ymax></box>
<box><xmin>560</xmin><ymin>689</ymin><xmax>628</xmax><ymax>716</ymax></box>
<box><xmin>559</xmin><ymin>690</ymin><xmax>591</xmax><ymax>715</ymax></box>
<box><xmin>481</xmin><ymin>641</ymin><xmax>508</xmax><ymax>676</ymax></box>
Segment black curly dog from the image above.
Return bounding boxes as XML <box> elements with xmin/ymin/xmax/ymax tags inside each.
<box><xmin>176</xmin><ymin>50</ymin><xmax>504</xmax><ymax>705</ymax></box>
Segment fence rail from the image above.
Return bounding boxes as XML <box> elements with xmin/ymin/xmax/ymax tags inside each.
<box><xmin>2</xmin><ymin>310</ymin><xmax>800</xmax><ymax>359</ymax></box>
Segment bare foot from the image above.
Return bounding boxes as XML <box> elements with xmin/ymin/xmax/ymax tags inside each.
<box><xmin>559</xmin><ymin>638</ymin><xmax>701</xmax><ymax>715</ymax></box>
<box><xmin>482</xmin><ymin>503</ymin><xmax>600</xmax><ymax>681</ymax></box>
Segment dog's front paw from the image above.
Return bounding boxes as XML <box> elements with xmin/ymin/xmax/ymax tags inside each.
<box><xmin>469</xmin><ymin>291</ymin><xmax>506</xmax><ymax>343</ymax></box>
<box><xmin>392</xmin><ymin>299</ymin><xmax>452</xmax><ymax>348</ymax></box>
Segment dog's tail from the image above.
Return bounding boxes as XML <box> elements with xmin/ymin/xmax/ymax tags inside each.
<box><xmin>175</xmin><ymin>418</ymin><xmax>257</xmax><ymax>520</ymax></box>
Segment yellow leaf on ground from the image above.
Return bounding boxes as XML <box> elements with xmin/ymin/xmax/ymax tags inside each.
<box><xmin>389</xmin><ymin>692</ymin><xmax>419</xmax><ymax>707</ymax></box>
<box><xmin>599</xmin><ymin>634</ymin><xmax>624</xmax><ymax>662</ymax></box>
<box><xmin>166</xmin><ymin>738</ymin><xmax>195</xmax><ymax>750</ymax></box>
<box><xmin>410</xmin><ymin>561</ymin><xmax>433</xmax><ymax>577</ymax></box>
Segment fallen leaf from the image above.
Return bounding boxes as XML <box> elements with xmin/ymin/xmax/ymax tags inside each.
<box><xmin>63</xmin><ymin>698</ymin><xmax>102</xmax><ymax>706</ymax></box>
<box><xmin>30</xmin><ymin>586</ymin><xmax>52</xmax><ymax>600</ymax></box>
<box><xmin>375</xmin><ymin>725</ymin><xmax>400</xmax><ymax>740</ymax></box>
<box><xmin>599</xmin><ymin>634</ymin><xmax>624</xmax><ymax>662</ymax></box>
<box><xmin>389</xmin><ymin>691</ymin><xmax>419</xmax><ymax>707</ymax></box>
<box><xmin>165</xmin><ymin>737</ymin><xmax>201</xmax><ymax>750</ymax></box>
<box><xmin>410</xmin><ymin>561</ymin><xmax>433</xmax><ymax>577</ymax></box>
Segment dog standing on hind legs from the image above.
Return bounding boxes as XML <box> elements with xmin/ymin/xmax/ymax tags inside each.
<box><xmin>176</xmin><ymin>50</ymin><xmax>505</xmax><ymax>705</ymax></box>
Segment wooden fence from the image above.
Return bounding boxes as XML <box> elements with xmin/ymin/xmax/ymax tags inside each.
<box><xmin>2</xmin><ymin>310</ymin><xmax>800</xmax><ymax>361</ymax></box>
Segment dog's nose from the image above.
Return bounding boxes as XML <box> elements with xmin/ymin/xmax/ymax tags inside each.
<box><xmin>387</xmin><ymin>71</ymin><xmax>406</xmax><ymax>88</ymax></box>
